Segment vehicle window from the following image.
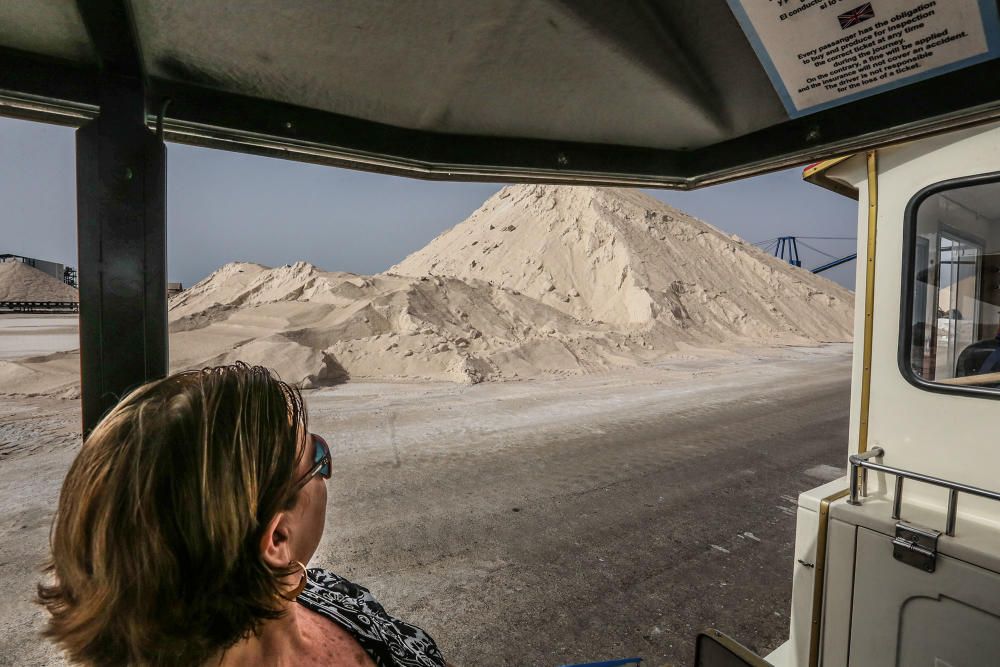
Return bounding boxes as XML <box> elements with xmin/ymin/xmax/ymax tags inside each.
<box><xmin>907</xmin><ymin>179</ymin><xmax>1000</xmax><ymax>393</ymax></box>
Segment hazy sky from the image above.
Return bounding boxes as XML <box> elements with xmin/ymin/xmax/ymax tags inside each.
<box><xmin>0</xmin><ymin>116</ymin><xmax>859</xmax><ymax>290</ymax></box>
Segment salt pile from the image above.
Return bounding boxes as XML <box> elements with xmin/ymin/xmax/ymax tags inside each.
<box><xmin>391</xmin><ymin>185</ymin><xmax>854</xmax><ymax>342</ymax></box>
<box><xmin>0</xmin><ymin>185</ymin><xmax>853</xmax><ymax>394</ymax></box>
<box><xmin>167</xmin><ymin>261</ymin><xmax>637</xmax><ymax>386</ymax></box>
<box><xmin>0</xmin><ymin>261</ymin><xmax>77</xmax><ymax>302</ymax></box>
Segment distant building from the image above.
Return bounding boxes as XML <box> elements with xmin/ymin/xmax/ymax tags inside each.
<box><xmin>0</xmin><ymin>253</ymin><xmax>67</xmax><ymax>282</ymax></box>
<box><xmin>167</xmin><ymin>282</ymin><xmax>184</xmax><ymax>296</ymax></box>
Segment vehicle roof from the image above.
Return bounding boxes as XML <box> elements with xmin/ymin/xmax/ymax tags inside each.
<box><xmin>802</xmin><ymin>157</ymin><xmax>859</xmax><ymax>200</ymax></box>
<box><xmin>2</xmin><ymin>1</ymin><xmax>999</xmax><ymax>188</ymax></box>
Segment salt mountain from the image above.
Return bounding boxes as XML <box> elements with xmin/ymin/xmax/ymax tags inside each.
<box><xmin>0</xmin><ymin>185</ymin><xmax>854</xmax><ymax>395</ymax></box>
<box><xmin>391</xmin><ymin>185</ymin><xmax>853</xmax><ymax>343</ymax></box>
<box><xmin>170</xmin><ymin>184</ymin><xmax>851</xmax><ymax>386</ymax></box>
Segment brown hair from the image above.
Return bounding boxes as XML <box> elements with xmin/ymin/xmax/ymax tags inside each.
<box><xmin>38</xmin><ymin>363</ymin><xmax>307</xmax><ymax>666</ymax></box>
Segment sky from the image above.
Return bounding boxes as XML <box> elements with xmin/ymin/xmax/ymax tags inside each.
<box><xmin>0</xmin><ymin>116</ymin><xmax>859</xmax><ymax>290</ymax></box>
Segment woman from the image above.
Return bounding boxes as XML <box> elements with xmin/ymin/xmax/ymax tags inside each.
<box><xmin>38</xmin><ymin>363</ymin><xmax>449</xmax><ymax>666</ymax></box>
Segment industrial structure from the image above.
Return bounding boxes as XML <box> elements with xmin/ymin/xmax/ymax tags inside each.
<box><xmin>755</xmin><ymin>237</ymin><xmax>858</xmax><ymax>275</ymax></box>
<box><xmin>0</xmin><ymin>253</ymin><xmax>69</xmax><ymax>283</ymax></box>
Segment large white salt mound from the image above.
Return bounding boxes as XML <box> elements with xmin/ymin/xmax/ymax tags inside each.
<box><xmin>0</xmin><ymin>186</ymin><xmax>854</xmax><ymax>394</ymax></box>
<box><xmin>166</xmin><ymin>265</ymin><xmax>639</xmax><ymax>387</ymax></box>
<box><xmin>389</xmin><ymin>184</ymin><xmax>854</xmax><ymax>344</ymax></box>
<box><xmin>0</xmin><ymin>261</ymin><xmax>77</xmax><ymax>302</ymax></box>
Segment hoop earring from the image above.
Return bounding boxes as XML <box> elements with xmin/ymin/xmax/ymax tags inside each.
<box><xmin>281</xmin><ymin>560</ymin><xmax>308</xmax><ymax>601</ymax></box>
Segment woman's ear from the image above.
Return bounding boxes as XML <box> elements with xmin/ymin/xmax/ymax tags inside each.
<box><xmin>259</xmin><ymin>511</ymin><xmax>292</xmax><ymax>568</ymax></box>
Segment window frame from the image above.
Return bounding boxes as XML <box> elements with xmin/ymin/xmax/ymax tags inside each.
<box><xmin>935</xmin><ymin>225</ymin><xmax>986</xmax><ymax>375</ymax></box>
<box><xmin>899</xmin><ymin>171</ymin><xmax>1000</xmax><ymax>401</ymax></box>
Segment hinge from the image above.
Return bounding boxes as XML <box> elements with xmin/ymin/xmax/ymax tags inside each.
<box><xmin>893</xmin><ymin>521</ymin><xmax>940</xmax><ymax>573</ymax></box>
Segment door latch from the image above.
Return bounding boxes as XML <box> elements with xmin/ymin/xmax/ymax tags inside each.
<box><xmin>893</xmin><ymin>522</ymin><xmax>940</xmax><ymax>572</ymax></box>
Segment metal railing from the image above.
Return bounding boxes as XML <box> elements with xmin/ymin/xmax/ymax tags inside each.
<box><xmin>0</xmin><ymin>300</ymin><xmax>79</xmax><ymax>313</ymax></box>
<box><xmin>848</xmin><ymin>447</ymin><xmax>1000</xmax><ymax>537</ymax></box>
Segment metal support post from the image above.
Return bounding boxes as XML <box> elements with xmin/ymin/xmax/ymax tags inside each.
<box><xmin>77</xmin><ymin>75</ymin><xmax>167</xmax><ymax>436</ymax></box>
<box><xmin>847</xmin><ymin>446</ymin><xmax>884</xmax><ymax>505</ymax></box>
<box><xmin>946</xmin><ymin>490</ymin><xmax>959</xmax><ymax>537</ymax></box>
<box><xmin>891</xmin><ymin>476</ymin><xmax>904</xmax><ymax>520</ymax></box>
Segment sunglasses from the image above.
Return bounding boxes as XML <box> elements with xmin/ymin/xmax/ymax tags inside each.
<box><xmin>298</xmin><ymin>433</ymin><xmax>332</xmax><ymax>486</ymax></box>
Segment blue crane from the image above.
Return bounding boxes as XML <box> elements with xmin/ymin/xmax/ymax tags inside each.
<box><xmin>754</xmin><ymin>236</ymin><xmax>856</xmax><ymax>274</ymax></box>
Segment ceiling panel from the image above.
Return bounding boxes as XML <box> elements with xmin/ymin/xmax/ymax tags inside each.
<box><xmin>0</xmin><ymin>0</ymin><xmax>95</xmax><ymax>64</ymax></box>
<box><xmin>0</xmin><ymin>0</ymin><xmax>998</xmax><ymax>187</ymax></box>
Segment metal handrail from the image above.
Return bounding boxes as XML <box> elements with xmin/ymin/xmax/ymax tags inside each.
<box><xmin>847</xmin><ymin>447</ymin><xmax>1000</xmax><ymax>537</ymax></box>
<box><xmin>0</xmin><ymin>300</ymin><xmax>79</xmax><ymax>312</ymax></box>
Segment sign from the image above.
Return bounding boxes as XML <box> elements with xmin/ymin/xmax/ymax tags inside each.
<box><xmin>727</xmin><ymin>0</ymin><xmax>1000</xmax><ymax>117</ymax></box>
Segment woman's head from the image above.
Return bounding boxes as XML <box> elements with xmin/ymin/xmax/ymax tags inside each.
<box><xmin>38</xmin><ymin>363</ymin><xmax>329</xmax><ymax>666</ymax></box>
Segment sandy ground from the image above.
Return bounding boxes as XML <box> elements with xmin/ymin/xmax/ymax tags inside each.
<box><xmin>0</xmin><ymin>315</ymin><xmax>78</xmax><ymax>361</ymax></box>
<box><xmin>0</xmin><ymin>343</ymin><xmax>851</xmax><ymax>667</ymax></box>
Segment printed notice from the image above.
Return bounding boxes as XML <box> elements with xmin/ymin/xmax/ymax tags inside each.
<box><xmin>727</xmin><ymin>0</ymin><xmax>1000</xmax><ymax>116</ymax></box>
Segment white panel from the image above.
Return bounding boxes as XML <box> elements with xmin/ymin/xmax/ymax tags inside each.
<box><xmin>819</xmin><ymin>518</ymin><xmax>856</xmax><ymax>667</ymax></box>
<box><xmin>849</xmin><ymin>526</ymin><xmax>1000</xmax><ymax>665</ymax></box>
<box><xmin>786</xmin><ymin>505</ymin><xmax>819</xmax><ymax>666</ymax></box>
<box><xmin>860</xmin><ymin>120</ymin><xmax>1000</xmax><ymax>522</ymax></box>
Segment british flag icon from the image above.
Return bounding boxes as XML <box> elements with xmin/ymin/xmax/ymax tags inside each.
<box><xmin>838</xmin><ymin>2</ymin><xmax>876</xmax><ymax>29</ymax></box>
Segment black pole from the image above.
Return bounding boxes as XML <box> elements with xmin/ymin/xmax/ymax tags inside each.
<box><xmin>77</xmin><ymin>75</ymin><xmax>167</xmax><ymax>436</ymax></box>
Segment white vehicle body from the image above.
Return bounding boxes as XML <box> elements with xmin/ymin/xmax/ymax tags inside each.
<box><xmin>770</xmin><ymin>121</ymin><xmax>1000</xmax><ymax>667</ymax></box>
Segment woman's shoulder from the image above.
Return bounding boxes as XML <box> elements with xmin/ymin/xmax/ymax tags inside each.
<box><xmin>298</xmin><ymin>568</ymin><xmax>446</xmax><ymax>667</ymax></box>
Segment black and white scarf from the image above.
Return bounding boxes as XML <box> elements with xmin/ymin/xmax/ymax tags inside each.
<box><xmin>297</xmin><ymin>568</ymin><xmax>446</xmax><ymax>667</ymax></box>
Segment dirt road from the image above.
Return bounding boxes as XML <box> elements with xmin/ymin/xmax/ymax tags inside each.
<box><xmin>0</xmin><ymin>344</ymin><xmax>851</xmax><ymax>666</ymax></box>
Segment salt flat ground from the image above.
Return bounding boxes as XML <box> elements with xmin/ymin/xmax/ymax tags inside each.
<box><xmin>0</xmin><ymin>343</ymin><xmax>851</xmax><ymax>667</ymax></box>
<box><xmin>0</xmin><ymin>314</ymin><xmax>78</xmax><ymax>361</ymax></box>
